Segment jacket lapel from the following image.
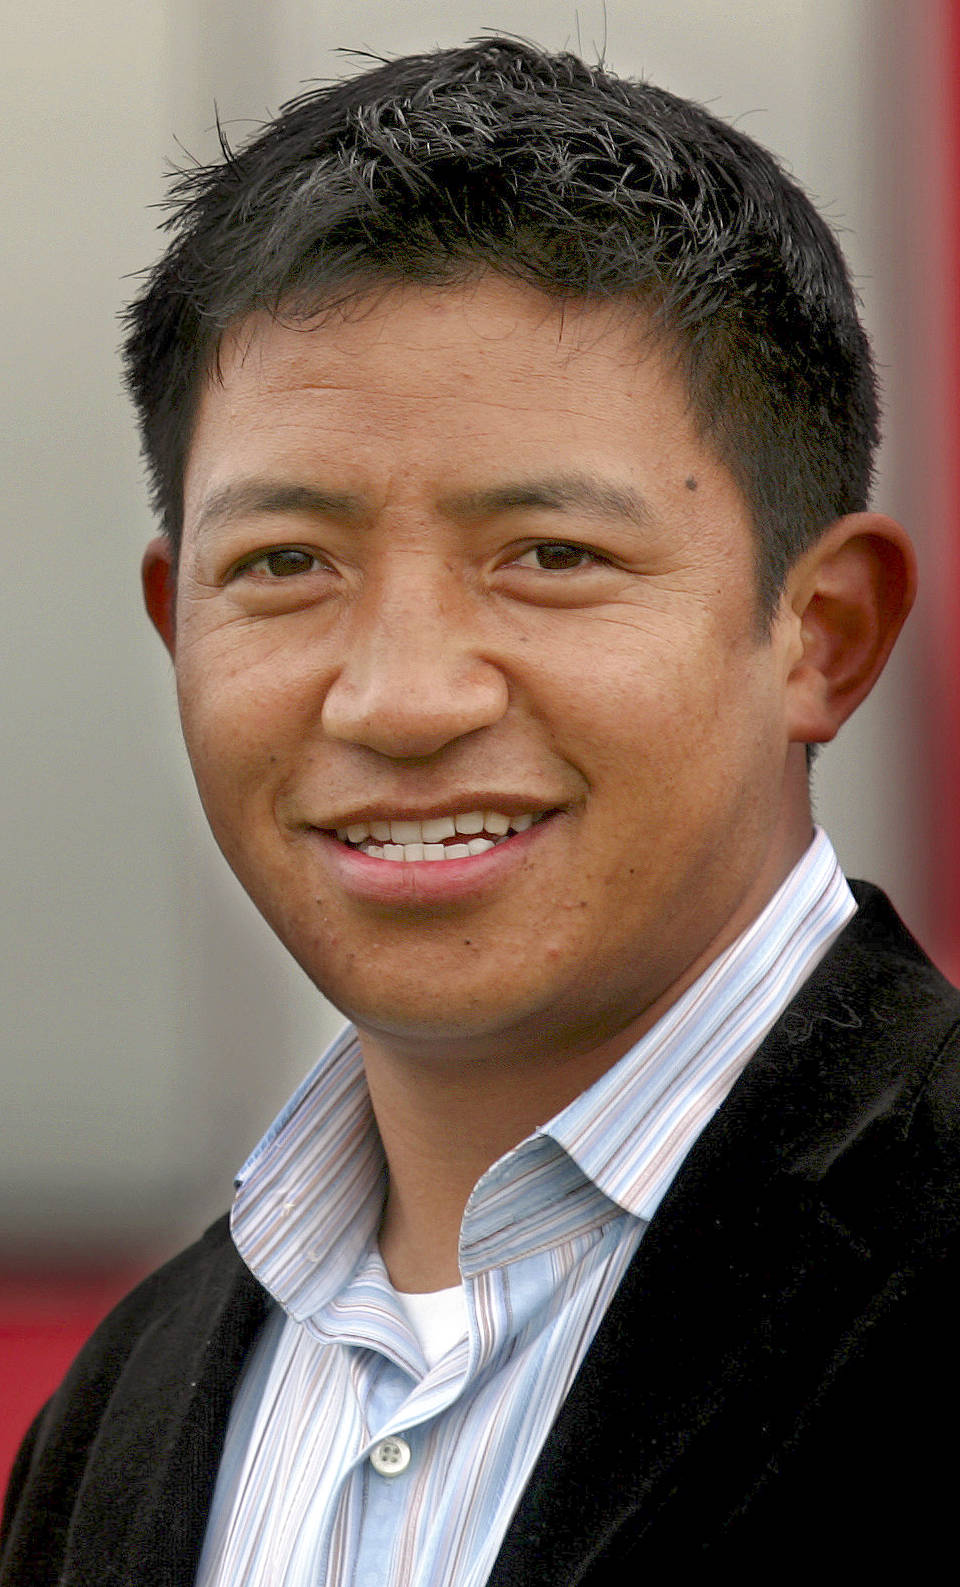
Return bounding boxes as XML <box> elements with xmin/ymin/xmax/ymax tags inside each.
<box><xmin>489</xmin><ymin>884</ymin><xmax>958</xmax><ymax>1583</ymax></box>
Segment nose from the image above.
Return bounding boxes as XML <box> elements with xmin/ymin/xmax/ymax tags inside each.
<box><xmin>320</xmin><ymin>566</ymin><xmax>510</xmax><ymax>759</ymax></box>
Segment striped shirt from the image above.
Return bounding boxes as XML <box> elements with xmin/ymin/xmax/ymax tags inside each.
<box><xmin>196</xmin><ymin>829</ymin><xmax>854</xmax><ymax>1587</ymax></box>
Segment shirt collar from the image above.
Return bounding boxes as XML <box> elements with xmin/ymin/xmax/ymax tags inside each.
<box><xmin>540</xmin><ymin>826</ymin><xmax>854</xmax><ymax>1219</ymax></box>
<box><xmin>232</xmin><ymin>828</ymin><xmax>854</xmax><ymax>1319</ymax></box>
<box><xmin>232</xmin><ymin>1026</ymin><xmax>386</xmax><ymax>1320</ymax></box>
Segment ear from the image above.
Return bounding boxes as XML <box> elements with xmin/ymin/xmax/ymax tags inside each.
<box><xmin>142</xmin><ymin>536</ymin><xmax>177</xmax><ymax>656</ymax></box>
<box><xmin>783</xmin><ymin>513</ymin><xmax>917</xmax><ymax>744</ymax></box>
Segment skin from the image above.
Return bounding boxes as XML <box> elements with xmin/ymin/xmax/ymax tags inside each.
<box><xmin>144</xmin><ymin>275</ymin><xmax>916</xmax><ymax>1287</ymax></box>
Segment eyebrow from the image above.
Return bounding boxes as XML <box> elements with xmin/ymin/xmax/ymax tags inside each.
<box><xmin>191</xmin><ymin>471</ymin><xmax>656</xmax><ymax>540</ymax></box>
<box><xmin>192</xmin><ymin>481</ymin><xmax>363</xmax><ymax>540</ymax></box>
<box><xmin>440</xmin><ymin>475</ymin><xmax>656</xmax><ymax>532</ymax></box>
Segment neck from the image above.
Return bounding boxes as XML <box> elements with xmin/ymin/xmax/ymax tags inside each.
<box><xmin>361</xmin><ymin>923</ymin><xmax>756</xmax><ymax>1290</ymax></box>
<box><xmin>363</xmin><ymin>1027</ymin><xmax>638</xmax><ymax>1290</ymax></box>
<box><xmin>365</xmin><ymin>795</ymin><xmax>815</xmax><ymax>1291</ymax></box>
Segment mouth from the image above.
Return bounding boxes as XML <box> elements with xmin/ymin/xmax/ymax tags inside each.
<box><xmin>330</xmin><ymin>808</ymin><xmax>548</xmax><ymax>862</ymax></box>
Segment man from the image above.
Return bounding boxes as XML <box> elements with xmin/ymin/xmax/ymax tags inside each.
<box><xmin>2</xmin><ymin>35</ymin><xmax>957</xmax><ymax>1584</ymax></box>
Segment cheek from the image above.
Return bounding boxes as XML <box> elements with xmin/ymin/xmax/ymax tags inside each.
<box><xmin>558</xmin><ymin>636</ymin><xmax>778</xmax><ymax>880</ymax></box>
<box><xmin>174</xmin><ymin>637</ymin><xmax>307</xmax><ymax>824</ymax></box>
<box><xmin>541</xmin><ymin>627</ymin><xmax>732</xmax><ymax>777</ymax></box>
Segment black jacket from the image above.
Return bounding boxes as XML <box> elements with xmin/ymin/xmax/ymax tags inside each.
<box><xmin>3</xmin><ymin>883</ymin><xmax>960</xmax><ymax>1583</ymax></box>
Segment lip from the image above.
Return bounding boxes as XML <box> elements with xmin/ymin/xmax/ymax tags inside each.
<box><xmin>310</xmin><ymin>812</ymin><xmax>560</xmax><ymax>905</ymax></box>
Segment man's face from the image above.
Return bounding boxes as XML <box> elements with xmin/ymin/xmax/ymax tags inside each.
<box><xmin>168</xmin><ymin>276</ymin><xmax>808</xmax><ymax>1065</ymax></box>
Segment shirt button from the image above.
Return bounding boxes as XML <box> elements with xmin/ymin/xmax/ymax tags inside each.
<box><xmin>369</xmin><ymin>1436</ymin><xmax>411</xmax><ymax>1476</ymax></box>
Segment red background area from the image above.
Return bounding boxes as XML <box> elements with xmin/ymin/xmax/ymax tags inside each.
<box><xmin>0</xmin><ymin>1270</ymin><xmax>146</xmax><ymax>1499</ymax></box>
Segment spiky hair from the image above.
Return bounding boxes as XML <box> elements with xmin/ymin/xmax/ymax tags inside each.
<box><xmin>122</xmin><ymin>36</ymin><xmax>879</xmax><ymax>613</ymax></box>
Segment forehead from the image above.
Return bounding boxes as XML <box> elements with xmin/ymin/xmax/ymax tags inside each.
<box><xmin>183</xmin><ymin>276</ymin><xmax>753</xmax><ymax>563</ymax></box>
<box><xmin>216</xmin><ymin>275</ymin><xmax>659</xmax><ymax>380</ymax></box>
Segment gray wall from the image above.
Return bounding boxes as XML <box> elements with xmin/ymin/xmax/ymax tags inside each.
<box><xmin>2</xmin><ymin>0</ymin><xmax>938</xmax><ymax>1257</ymax></box>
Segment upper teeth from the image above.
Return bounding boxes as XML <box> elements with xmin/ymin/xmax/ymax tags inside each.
<box><xmin>335</xmin><ymin>810</ymin><xmax>536</xmax><ymax>851</ymax></box>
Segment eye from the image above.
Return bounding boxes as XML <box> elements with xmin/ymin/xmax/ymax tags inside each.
<box><xmin>513</xmin><ymin>542</ymin><xmax>603</xmax><ymax>572</ymax></box>
<box><xmin>235</xmin><ymin>547</ymin><xmax>323</xmax><ymax>579</ymax></box>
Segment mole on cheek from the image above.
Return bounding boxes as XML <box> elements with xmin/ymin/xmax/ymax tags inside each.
<box><xmin>685</xmin><ymin>476</ymin><xmax>698</xmax><ymax>491</ymax></box>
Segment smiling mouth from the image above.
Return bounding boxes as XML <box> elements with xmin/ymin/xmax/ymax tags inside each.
<box><xmin>332</xmin><ymin>809</ymin><xmax>548</xmax><ymax>862</ymax></box>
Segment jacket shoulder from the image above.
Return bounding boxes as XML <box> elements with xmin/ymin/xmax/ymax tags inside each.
<box><xmin>735</xmin><ymin>881</ymin><xmax>960</xmax><ymax>1242</ymax></box>
<box><xmin>0</xmin><ymin>1215</ymin><xmax>269</xmax><ymax>1586</ymax></box>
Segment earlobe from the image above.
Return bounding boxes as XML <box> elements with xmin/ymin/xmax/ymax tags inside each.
<box><xmin>142</xmin><ymin>536</ymin><xmax>177</xmax><ymax>656</ymax></box>
<box><xmin>784</xmin><ymin>513</ymin><xmax>917</xmax><ymax>744</ymax></box>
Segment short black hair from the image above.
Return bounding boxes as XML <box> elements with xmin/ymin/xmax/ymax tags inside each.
<box><xmin>122</xmin><ymin>35</ymin><xmax>879</xmax><ymax>617</ymax></box>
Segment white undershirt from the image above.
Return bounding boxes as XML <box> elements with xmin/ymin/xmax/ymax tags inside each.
<box><xmin>393</xmin><ymin>1284</ymin><xmax>469</xmax><ymax>1369</ymax></box>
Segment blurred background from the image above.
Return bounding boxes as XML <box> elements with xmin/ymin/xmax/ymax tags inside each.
<box><xmin>2</xmin><ymin>0</ymin><xmax>958</xmax><ymax>1481</ymax></box>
